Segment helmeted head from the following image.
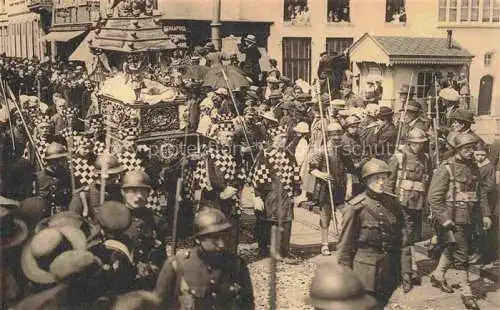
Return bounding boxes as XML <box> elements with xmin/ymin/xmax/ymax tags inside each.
<box><xmin>45</xmin><ymin>142</ymin><xmax>68</xmax><ymax>172</ymax></box>
<box><xmin>449</xmin><ymin>109</ymin><xmax>474</xmax><ymax>132</ymax></box>
<box><xmin>121</xmin><ymin>170</ymin><xmax>151</xmax><ymax>209</ymax></box>
<box><xmin>305</xmin><ymin>263</ymin><xmax>377</xmax><ymax>310</ymax></box>
<box><xmin>193</xmin><ymin>207</ymin><xmax>232</xmax><ymax>254</ymax></box>
<box><xmin>453</xmin><ymin>133</ymin><xmax>479</xmax><ymax>160</ymax></box>
<box><xmin>406</xmin><ymin>127</ymin><xmax>428</xmax><ymax>154</ymax></box>
<box><xmin>361</xmin><ymin>158</ymin><xmax>390</xmax><ymax>194</ymax></box>
<box><xmin>94</xmin><ymin>153</ymin><xmax>124</xmax><ymax>185</ymax></box>
<box><xmin>327</xmin><ymin>121</ymin><xmax>343</xmax><ymax>141</ymax></box>
<box><xmin>344</xmin><ymin>116</ymin><xmax>361</xmax><ymax>135</ymax></box>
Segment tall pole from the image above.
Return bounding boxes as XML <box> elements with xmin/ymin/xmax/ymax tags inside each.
<box><xmin>211</xmin><ymin>0</ymin><xmax>222</xmax><ymax>51</ymax></box>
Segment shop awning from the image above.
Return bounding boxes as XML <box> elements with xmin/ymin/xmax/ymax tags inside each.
<box><xmin>69</xmin><ymin>31</ymin><xmax>95</xmax><ymax>70</ymax></box>
<box><xmin>39</xmin><ymin>30</ymin><xmax>85</xmax><ymax>42</ymax></box>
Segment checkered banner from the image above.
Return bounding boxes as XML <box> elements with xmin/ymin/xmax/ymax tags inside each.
<box><xmin>72</xmin><ymin>157</ymin><xmax>97</xmax><ymax>187</ymax></box>
<box><xmin>117</xmin><ymin>150</ymin><xmax>144</xmax><ymax>172</ymax></box>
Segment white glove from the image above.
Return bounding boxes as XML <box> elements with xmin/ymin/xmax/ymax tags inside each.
<box><xmin>253</xmin><ymin>196</ymin><xmax>264</xmax><ymax>211</ymax></box>
<box><xmin>220</xmin><ymin>186</ymin><xmax>238</xmax><ymax>200</ymax></box>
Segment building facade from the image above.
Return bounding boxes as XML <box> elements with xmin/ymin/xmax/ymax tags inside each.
<box><xmin>265</xmin><ymin>0</ymin><xmax>499</xmax><ymax>139</ymax></box>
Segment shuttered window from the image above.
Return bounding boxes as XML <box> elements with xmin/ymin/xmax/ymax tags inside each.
<box><xmin>282</xmin><ymin>37</ymin><xmax>311</xmax><ymax>83</ymax></box>
<box><xmin>326</xmin><ymin>38</ymin><xmax>353</xmax><ymax>56</ymax></box>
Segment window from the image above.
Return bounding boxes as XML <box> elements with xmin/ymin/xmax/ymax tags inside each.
<box><xmin>461</xmin><ymin>0</ymin><xmax>469</xmax><ymax>21</ymax></box>
<box><xmin>386</xmin><ymin>0</ymin><xmax>406</xmax><ymax>23</ymax></box>
<box><xmin>484</xmin><ymin>52</ymin><xmax>493</xmax><ymax>66</ymax></box>
<box><xmin>327</xmin><ymin>0</ymin><xmax>350</xmax><ymax>23</ymax></box>
<box><xmin>449</xmin><ymin>0</ymin><xmax>458</xmax><ymax>21</ymax></box>
<box><xmin>284</xmin><ymin>0</ymin><xmax>311</xmax><ymax>26</ymax></box>
<box><xmin>483</xmin><ymin>0</ymin><xmax>491</xmax><ymax>21</ymax></box>
<box><xmin>416</xmin><ymin>72</ymin><xmax>434</xmax><ymax>98</ymax></box>
<box><xmin>494</xmin><ymin>0</ymin><xmax>500</xmax><ymax>21</ymax></box>
<box><xmin>439</xmin><ymin>0</ymin><xmax>447</xmax><ymax>21</ymax></box>
<box><xmin>471</xmin><ymin>0</ymin><xmax>479</xmax><ymax>20</ymax></box>
<box><xmin>282</xmin><ymin>37</ymin><xmax>311</xmax><ymax>83</ymax></box>
<box><xmin>326</xmin><ymin>38</ymin><xmax>353</xmax><ymax>56</ymax></box>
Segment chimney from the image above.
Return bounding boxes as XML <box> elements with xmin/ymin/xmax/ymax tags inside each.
<box><xmin>447</xmin><ymin>30</ymin><xmax>453</xmax><ymax>48</ymax></box>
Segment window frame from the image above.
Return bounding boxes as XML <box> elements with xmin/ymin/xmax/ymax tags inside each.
<box><xmin>283</xmin><ymin>0</ymin><xmax>311</xmax><ymax>25</ymax></box>
<box><xmin>484</xmin><ymin>52</ymin><xmax>494</xmax><ymax>66</ymax></box>
<box><xmin>415</xmin><ymin>71</ymin><xmax>434</xmax><ymax>99</ymax></box>
<box><xmin>282</xmin><ymin>37</ymin><xmax>312</xmax><ymax>83</ymax></box>
<box><xmin>327</xmin><ymin>0</ymin><xmax>351</xmax><ymax>23</ymax></box>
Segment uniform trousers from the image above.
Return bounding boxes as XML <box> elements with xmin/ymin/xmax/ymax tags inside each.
<box><xmin>404</xmin><ymin>209</ymin><xmax>423</xmax><ymax>245</ymax></box>
<box><xmin>433</xmin><ymin>224</ymin><xmax>473</xmax><ymax>296</ymax></box>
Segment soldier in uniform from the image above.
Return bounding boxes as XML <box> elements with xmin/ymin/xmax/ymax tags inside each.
<box><xmin>341</xmin><ymin>115</ymin><xmax>366</xmax><ymax>196</ymax></box>
<box><xmin>442</xmin><ymin>109</ymin><xmax>484</xmax><ymax>161</ymax></box>
<box><xmin>305</xmin><ymin>263</ymin><xmax>377</xmax><ymax>310</ymax></box>
<box><xmin>309</xmin><ymin>121</ymin><xmax>354</xmax><ymax>255</ymax></box>
<box><xmin>155</xmin><ymin>207</ymin><xmax>254</xmax><ymax>309</ymax></box>
<box><xmin>398</xmin><ymin>101</ymin><xmax>429</xmax><ymax>147</ymax></box>
<box><xmin>365</xmin><ymin>107</ymin><xmax>397</xmax><ymax>161</ymax></box>
<box><xmin>387</xmin><ymin>127</ymin><xmax>432</xmax><ymax>285</ymax></box>
<box><xmin>36</xmin><ymin>142</ymin><xmax>71</xmax><ymax>215</ymax></box>
<box><xmin>69</xmin><ymin>153</ymin><xmax>125</xmax><ymax>219</ymax></box>
<box><xmin>121</xmin><ymin>170</ymin><xmax>164</xmax><ymax>290</ymax></box>
<box><xmin>337</xmin><ymin>158</ymin><xmax>413</xmax><ymax>308</ymax></box>
<box><xmin>428</xmin><ymin>133</ymin><xmax>492</xmax><ymax>310</ymax></box>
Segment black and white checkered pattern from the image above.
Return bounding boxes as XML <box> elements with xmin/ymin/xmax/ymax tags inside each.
<box><xmin>64</xmin><ymin>107</ymin><xmax>79</xmax><ymax>119</ymax></box>
<box><xmin>119</xmin><ymin>126</ymin><xmax>140</xmax><ymax>140</ymax></box>
<box><xmin>93</xmin><ymin>140</ymin><xmax>105</xmax><ymax>156</ymax></box>
<box><xmin>208</xmin><ymin>147</ymin><xmax>237</xmax><ymax>181</ymax></box>
<box><xmin>88</xmin><ymin>114</ymin><xmax>103</xmax><ymax>130</ymax></box>
<box><xmin>193</xmin><ymin>159</ymin><xmax>210</xmax><ymax>191</ymax></box>
<box><xmin>183</xmin><ymin>164</ymin><xmax>196</xmax><ymax>201</ymax></box>
<box><xmin>35</xmin><ymin>138</ymin><xmax>49</xmax><ymax>165</ymax></box>
<box><xmin>146</xmin><ymin>190</ymin><xmax>162</xmax><ymax>214</ymax></box>
<box><xmin>117</xmin><ymin>150</ymin><xmax>144</xmax><ymax>172</ymax></box>
<box><xmin>34</xmin><ymin>115</ymin><xmax>51</xmax><ymax>127</ymax></box>
<box><xmin>268</xmin><ymin>125</ymin><xmax>288</xmax><ymax>138</ymax></box>
<box><xmin>72</xmin><ymin>157</ymin><xmax>96</xmax><ymax>186</ymax></box>
<box><xmin>60</xmin><ymin>127</ymin><xmax>78</xmax><ymax>140</ymax></box>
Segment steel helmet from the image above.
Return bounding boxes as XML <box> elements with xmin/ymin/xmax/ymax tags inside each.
<box><xmin>94</xmin><ymin>153</ymin><xmax>124</xmax><ymax>175</ymax></box>
<box><xmin>45</xmin><ymin>142</ymin><xmax>68</xmax><ymax>160</ymax></box>
<box><xmin>193</xmin><ymin>207</ymin><xmax>232</xmax><ymax>237</ymax></box>
<box><xmin>407</xmin><ymin>127</ymin><xmax>428</xmax><ymax>143</ymax></box>
<box><xmin>361</xmin><ymin>158</ymin><xmax>390</xmax><ymax>179</ymax></box>
<box><xmin>293</xmin><ymin>122</ymin><xmax>310</xmax><ymax>134</ymax></box>
<box><xmin>305</xmin><ymin>263</ymin><xmax>377</xmax><ymax>310</ymax></box>
<box><xmin>121</xmin><ymin>170</ymin><xmax>152</xmax><ymax>189</ymax></box>
<box><xmin>453</xmin><ymin>133</ymin><xmax>480</xmax><ymax>149</ymax></box>
<box><xmin>344</xmin><ymin>116</ymin><xmax>361</xmax><ymax>127</ymax></box>
<box><xmin>327</xmin><ymin>121</ymin><xmax>343</xmax><ymax>133</ymax></box>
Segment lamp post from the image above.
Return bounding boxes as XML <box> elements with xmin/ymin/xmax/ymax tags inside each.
<box><xmin>211</xmin><ymin>0</ymin><xmax>221</xmax><ymax>51</ymax></box>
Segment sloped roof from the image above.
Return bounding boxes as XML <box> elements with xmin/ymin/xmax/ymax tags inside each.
<box><xmin>373</xmin><ymin>36</ymin><xmax>473</xmax><ymax>58</ymax></box>
<box><xmin>349</xmin><ymin>33</ymin><xmax>473</xmax><ymax>65</ymax></box>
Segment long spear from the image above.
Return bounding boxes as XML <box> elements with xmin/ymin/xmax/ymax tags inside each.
<box><xmin>66</xmin><ymin>114</ymin><xmax>76</xmax><ymax>193</ymax></box>
<box><xmin>220</xmin><ymin>68</ymin><xmax>255</xmax><ymax>162</ymax></box>
<box><xmin>0</xmin><ymin>77</ymin><xmax>15</xmax><ymax>154</ymax></box>
<box><xmin>314</xmin><ymin>81</ymin><xmax>337</xmax><ymax>234</ymax></box>
<box><xmin>433</xmin><ymin>74</ymin><xmax>440</xmax><ymax>166</ymax></box>
<box><xmin>395</xmin><ymin>72</ymin><xmax>414</xmax><ymax>150</ymax></box>
<box><xmin>5</xmin><ymin>84</ymin><xmax>43</xmax><ymax>168</ymax></box>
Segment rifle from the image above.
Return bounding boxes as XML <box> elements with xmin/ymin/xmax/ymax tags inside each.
<box><xmin>66</xmin><ymin>114</ymin><xmax>76</xmax><ymax>194</ymax></box>
<box><xmin>221</xmin><ymin>68</ymin><xmax>255</xmax><ymax>162</ymax></box>
<box><xmin>314</xmin><ymin>81</ymin><xmax>338</xmax><ymax>234</ymax></box>
<box><xmin>269</xmin><ymin>203</ymin><xmax>283</xmax><ymax>310</ymax></box>
<box><xmin>433</xmin><ymin>74</ymin><xmax>440</xmax><ymax>167</ymax></box>
<box><xmin>395</xmin><ymin>72</ymin><xmax>414</xmax><ymax>150</ymax></box>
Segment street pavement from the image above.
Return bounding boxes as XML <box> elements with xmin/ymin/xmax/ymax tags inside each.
<box><xmin>247</xmin><ymin>206</ymin><xmax>500</xmax><ymax>309</ymax></box>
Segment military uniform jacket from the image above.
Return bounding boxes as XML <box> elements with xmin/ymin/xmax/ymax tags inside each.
<box><xmin>428</xmin><ymin>157</ymin><xmax>491</xmax><ymax>226</ymax></box>
<box><xmin>155</xmin><ymin>249</ymin><xmax>254</xmax><ymax>310</ymax></box>
<box><xmin>400</xmin><ymin>116</ymin><xmax>429</xmax><ymax>145</ymax></box>
<box><xmin>388</xmin><ymin>147</ymin><xmax>431</xmax><ymax>210</ymax></box>
<box><xmin>337</xmin><ymin>191</ymin><xmax>411</xmax><ymax>295</ymax></box>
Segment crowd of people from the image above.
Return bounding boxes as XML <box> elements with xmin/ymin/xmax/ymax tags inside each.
<box><xmin>0</xmin><ymin>32</ymin><xmax>498</xmax><ymax>310</ymax></box>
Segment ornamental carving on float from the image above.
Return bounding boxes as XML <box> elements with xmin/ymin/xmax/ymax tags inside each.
<box><xmin>111</xmin><ymin>0</ymin><xmax>155</xmax><ymax>17</ymax></box>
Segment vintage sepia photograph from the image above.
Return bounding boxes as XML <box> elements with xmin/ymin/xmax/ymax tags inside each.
<box><xmin>0</xmin><ymin>0</ymin><xmax>499</xmax><ymax>309</ymax></box>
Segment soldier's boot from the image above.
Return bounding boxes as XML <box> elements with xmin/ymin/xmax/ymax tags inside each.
<box><xmin>410</xmin><ymin>246</ymin><xmax>422</xmax><ymax>285</ymax></box>
<box><xmin>320</xmin><ymin>229</ymin><xmax>331</xmax><ymax>256</ymax></box>
<box><xmin>430</xmin><ymin>249</ymin><xmax>454</xmax><ymax>293</ymax></box>
<box><xmin>460</xmin><ymin>267</ymin><xmax>480</xmax><ymax>310</ymax></box>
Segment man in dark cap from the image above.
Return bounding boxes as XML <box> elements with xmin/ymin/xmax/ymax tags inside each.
<box><xmin>442</xmin><ymin>109</ymin><xmax>483</xmax><ymax>160</ymax></box>
<box><xmin>155</xmin><ymin>207</ymin><xmax>254</xmax><ymax>309</ymax></box>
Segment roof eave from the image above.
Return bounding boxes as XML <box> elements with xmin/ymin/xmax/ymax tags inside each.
<box><xmin>389</xmin><ymin>56</ymin><xmax>474</xmax><ymax>65</ymax></box>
